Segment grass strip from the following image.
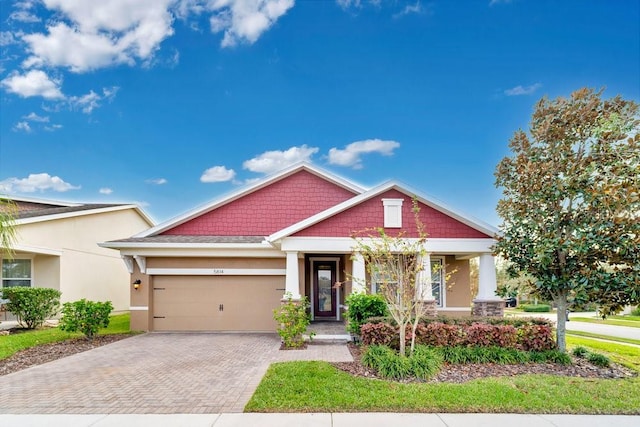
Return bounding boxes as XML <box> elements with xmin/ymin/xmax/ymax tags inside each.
<box><xmin>245</xmin><ymin>361</ymin><xmax>640</xmax><ymax>414</ymax></box>
<box><xmin>571</xmin><ymin>317</ymin><xmax>640</xmax><ymax>329</ymax></box>
<box><xmin>565</xmin><ymin>330</ymin><xmax>640</xmax><ymax>346</ymax></box>
<box><xmin>0</xmin><ymin>313</ymin><xmax>132</xmax><ymax>360</ymax></box>
<box><xmin>566</xmin><ymin>335</ymin><xmax>640</xmax><ymax>372</ymax></box>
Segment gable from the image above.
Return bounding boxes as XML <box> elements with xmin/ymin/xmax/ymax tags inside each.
<box><xmin>162</xmin><ymin>170</ymin><xmax>359</xmax><ymax>236</ymax></box>
<box><xmin>292</xmin><ymin>189</ymin><xmax>492</xmax><ymax>239</ymax></box>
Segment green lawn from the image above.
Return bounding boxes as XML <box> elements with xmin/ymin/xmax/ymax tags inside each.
<box><xmin>571</xmin><ymin>317</ymin><xmax>640</xmax><ymax>328</ymax></box>
<box><xmin>0</xmin><ymin>313</ymin><xmax>133</xmax><ymax>360</ymax></box>
<box><xmin>566</xmin><ymin>335</ymin><xmax>640</xmax><ymax>371</ymax></box>
<box><xmin>245</xmin><ymin>361</ymin><xmax>640</xmax><ymax>414</ymax></box>
<box><xmin>565</xmin><ymin>330</ymin><xmax>640</xmax><ymax>346</ymax></box>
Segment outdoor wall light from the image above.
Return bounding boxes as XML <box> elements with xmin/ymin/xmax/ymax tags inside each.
<box><xmin>133</xmin><ymin>279</ymin><xmax>142</xmax><ymax>290</ymax></box>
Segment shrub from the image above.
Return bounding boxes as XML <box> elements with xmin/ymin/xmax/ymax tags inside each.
<box><xmin>572</xmin><ymin>346</ymin><xmax>589</xmax><ymax>358</ymax></box>
<box><xmin>345</xmin><ymin>293</ymin><xmax>388</xmax><ymax>335</ymax></box>
<box><xmin>465</xmin><ymin>323</ymin><xmax>517</xmax><ymax>348</ymax></box>
<box><xmin>273</xmin><ymin>293</ymin><xmax>311</xmax><ymax>348</ymax></box>
<box><xmin>587</xmin><ymin>352</ymin><xmax>611</xmax><ymax>367</ymax></box>
<box><xmin>360</xmin><ymin>322</ymin><xmax>395</xmax><ymax>346</ymax></box>
<box><xmin>362</xmin><ymin>344</ymin><xmax>442</xmax><ymax>380</ymax></box>
<box><xmin>516</xmin><ymin>324</ymin><xmax>556</xmax><ymax>351</ymax></box>
<box><xmin>59</xmin><ymin>299</ymin><xmax>113</xmax><ymax>339</ymax></box>
<box><xmin>1</xmin><ymin>287</ymin><xmax>61</xmax><ymax>329</ymax></box>
<box><xmin>631</xmin><ymin>307</ymin><xmax>640</xmax><ymax>316</ymax></box>
<box><xmin>522</xmin><ymin>304</ymin><xmax>552</xmax><ymax>313</ymax></box>
<box><xmin>420</xmin><ymin>322</ymin><xmax>465</xmax><ymax>347</ymax></box>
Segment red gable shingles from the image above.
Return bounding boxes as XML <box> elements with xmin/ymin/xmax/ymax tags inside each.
<box><xmin>162</xmin><ymin>170</ymin><xmax>357</xmax><ymax>236</ymax></box>
<box><xmin>293</xmin><ymin>189</ymin><xmax>492</xmax><ymax>239</ymax></box>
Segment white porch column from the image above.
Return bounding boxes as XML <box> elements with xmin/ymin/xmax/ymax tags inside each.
<box><xmin>476</xmin><ymin>253</ymin><xmax>499</xmax><ymax>300</ymax></box>
<box><xmin>284</xmin><ymin>251</ymin><xmax>301</xmax><ymax>300</ymax></box>
<box><xmin>351</xmin><ymin>252</ymin><xmax>366</xmax><ymax>294</ymax></box>
<box><xmin>417</xmin><ymin>255</ymin><xmax>434</xmax><ymax>301</ymax></box>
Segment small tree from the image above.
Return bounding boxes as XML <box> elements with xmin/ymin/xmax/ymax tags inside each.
<box><xmin>1</xmin><ymin>287</ymin><xmax>61</xmax><ymax>329</ymax></box>
<box><xmin>352</xmin><ymin>199</ymin><xmax>430</xmax><ymax>357</ymax></box>
<box><xmin>494</xmin><ymin>87</ymin><xmax>640</xmax><ymax>352</ymax></box>
<box><xmin>59</xmin><ymin>299</ymin><xmax>113</xmax><ymax>339</ymax></box>
<box><xmin>273</xmin><ymin>293</ymin><xmax>312</xmax><ymax>348</ymax></box>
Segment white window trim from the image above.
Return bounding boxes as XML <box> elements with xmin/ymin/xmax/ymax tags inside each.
<box><xmin>431</xmin><ymin>256</ymin><xmax>446</xmax><ymax>308</ymax></box>
<box><xmin>382</xmin><ymin>198</ymin><xmax>404</xmax><ymax>228</ymax></box>
<box><xmin>1</xmin><ymin>256</ymin><xmax>34</xmax><ymax>288</ymax></box>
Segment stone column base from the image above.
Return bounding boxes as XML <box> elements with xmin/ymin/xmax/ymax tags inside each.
<box><xmin>472</xmin><ymin>299</ymin><xmax>505</xmax><ymax>317</ymax></box>
<box><xmin>419</xmin><ymin>299</ymin><xmax>438</xmax><ymax>317</ymax></box>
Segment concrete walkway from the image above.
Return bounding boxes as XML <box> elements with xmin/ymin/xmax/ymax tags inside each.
<box><xmin>0</xmin><ymin>413</ymin><xmax>638</xmax><ymax>426</ymax></box>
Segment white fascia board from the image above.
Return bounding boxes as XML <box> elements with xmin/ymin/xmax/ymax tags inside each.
<box><xmin>135</xmin><ymin>162</ymin><xmax>366</xmax><ymax>238</ymax></box>
<box><xmin>16</xmin><ymin>205</ymin><xmax>151</xmax><ymax>226</ymax></box>
<box><xmin>113</xmin><ymin>247</ymin><xmax>286</xmax><ymax>258</ymax></box>
<box><xmin>12</xmin><ymin>244</ymin><xmax>63</xmax><ymax>256</ymax></box>
<box><xmin>280</xmin><ymin>237</ymin><xmax>496</xmax><ymax>254</ymax></box>
<box><xmin>98</xmin><ymin>242</ymin><xmax>270</xmax><ymax>250</ymax></box>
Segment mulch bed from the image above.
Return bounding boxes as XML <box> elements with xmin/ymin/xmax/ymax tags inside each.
<box><xmin>0</xmin><ymin>332</ymin><xmax>134</xmax><ymax>376</ymax></box>
<box><xmin>332</xmin><ymin>343</ymin><xmax>637</xmax><ymax>383</ymax></box>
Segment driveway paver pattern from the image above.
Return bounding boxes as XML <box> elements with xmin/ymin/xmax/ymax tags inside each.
<box><xmin>0</xmin><ymin>333</ymin><xmax>352</xmax><ymax>414</ymax></box>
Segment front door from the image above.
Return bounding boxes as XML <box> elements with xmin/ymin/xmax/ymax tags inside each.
<box><xmin>313</xmin><ymin>261</ymin><xmax>337</xmax><ymax>318</ymax></box>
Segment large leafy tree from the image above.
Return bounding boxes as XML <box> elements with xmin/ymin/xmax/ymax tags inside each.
<box><xmin>494</xmin><ymin>88</ymin><xmax>640</xmax><ymax>351</ymax></box>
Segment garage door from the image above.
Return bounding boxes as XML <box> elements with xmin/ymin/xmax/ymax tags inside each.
<box><xmin>152</xmin><ymin>275</ymin><xmax>284</xmax><ymax>331</ymax></box>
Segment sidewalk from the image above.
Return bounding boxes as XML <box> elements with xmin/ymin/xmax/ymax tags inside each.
<box><xmin>0</xmin><ymin>413</ymin><xmax>638</xmax><ymax>427</ymax></box>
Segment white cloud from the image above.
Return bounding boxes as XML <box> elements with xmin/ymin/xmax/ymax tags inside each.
<box><xmin>504</xmin><ymin>83</ymin><xmax>542</xmax><ymax>96</ymax></box>
<box><xmin>99</xmin><ymin>187</ymin><xmax>113</xmax><ymax>194</ymax></box>
<box><xmin>327</xmin><ymin>139</ymin><xmax>400</xmax><ymax>169</ymax></box>
<box><xmin>22</xmin><ymin>0</ymin><xmax>175</xmax><ymax>73</ymax></box>
<box><xmin>393</xmin><ymin>1</ymin><xmax>428</xmax><ymax>19</ymax></box>
<box><xmin>0</xmin><ymin>32</ymin><xmax>18</xmax><ymax>46</ymax></box>
<box><xmin>146</xmin><ymin>178</ymin><xmax>168</xmax><ymax>185</ymax></box>
<box><xmin>9</xmin><ymin>10</ymin><xmax>41</xmax><ymax>23</ymax></box>
<box><xmin>208</xmin><ymin>0</ymin><xmax>295</xmax><ymax>48</ymax></box>
<box><xmin>13</xmin><ymin>121</ymin><xmax>32</xmax><ymax>133</ymax></box>
<box><xmin>68</xmin><ymin>86</ymin><xmax>119</xmax><ymax>113</ymax></box>
<box><xmin>0</xmin><ymin>173</ymin><xmax>80</xmax><ymax>193</ymax></box>
<box><xmin>489</xmin><ymin>0</ymin><xmax>512</xmax><ymax>5</ymax></box>
<box><xmin>243</xmin><ymin>144</ymin><xmax>319</xmax><ymax>174</ymax></box>
<box><xmin>44</xmin><ymin>124</ymin><xmax>63</xmax><ymax>132</ymax></box>
<box><xmin>200</xmin><ymin>165</ymin><xmax>236</xmax><ymax>182</ymax></box>
<box><xmin>23</xmin><ymin>112</ymin><xmax>49</xmax><ymax>122</ymax></box>
<box><xmin>1</xmin><ymin>70</ymin><xmax>64</xmax><ymax>99</ymax></box>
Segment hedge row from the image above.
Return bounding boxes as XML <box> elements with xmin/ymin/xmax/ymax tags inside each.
<box><xmin>365</xmin><ymin>315</ymin><xmax>553</xmax><ymax>328</ymax></box>
<box><xmin>360</xmin><ymin>320</ymin><xmax>556</xmax><ymax>352</ymax></box>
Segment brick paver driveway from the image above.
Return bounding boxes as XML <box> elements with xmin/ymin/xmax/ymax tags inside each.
<box><xmin>0</xmin><ymin>333</ymin><xmax>351</xmax><ymax>414</ymax></box>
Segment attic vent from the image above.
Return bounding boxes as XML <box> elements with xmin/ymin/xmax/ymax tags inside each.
<box><xmin>382</xmin><ymin>198</ymin><xmax>403</xmax><ymax>228</ymax></box>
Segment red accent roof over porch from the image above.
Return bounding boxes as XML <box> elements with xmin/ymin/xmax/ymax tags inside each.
<box><xmin>292</xmin><ymin>189</ymin><xmax>492</xmax><ymax>239</ymax></box>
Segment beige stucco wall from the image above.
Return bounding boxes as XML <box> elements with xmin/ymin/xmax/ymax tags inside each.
<box><xmin>445</xmin><ymin>256</ymin><xmax>471</xmax><ymax>308</ymax></box>
<box><xmin>12</xmin><ymin>208</ymin><xmax>151</xmax><ymax>312</ymax></box>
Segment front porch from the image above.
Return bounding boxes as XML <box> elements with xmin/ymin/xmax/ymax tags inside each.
<box><xmin>306</xmin><ymin>320</ymin><xmax>350</xmax><ymax>343</ymax></box>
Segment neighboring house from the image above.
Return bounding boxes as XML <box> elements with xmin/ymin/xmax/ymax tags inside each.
<box><xmin>1</xmin><ymin>196</ymin><xmax>154</xmax><ymax>314</ymax></box>
<box><xmin>101</xmin><ymin>163</ymin><xmax>502</xmax><ymax>332</ymax></box>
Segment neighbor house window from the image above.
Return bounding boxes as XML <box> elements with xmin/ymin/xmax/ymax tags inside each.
<box><xmin>1</xmin><ymin>259</ymin><xmax>32</xmax><ymax>288</ymax></box>
<box><xmin>431</xmin><ymin>258</ymin><xmax>444</xmax><ymax>307</ymax></box>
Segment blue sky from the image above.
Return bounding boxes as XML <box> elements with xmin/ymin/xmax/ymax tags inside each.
<box><xmin>1</xmin><ymin>0</ymin><xmax>638</xmax><ymax>228</ymax></box>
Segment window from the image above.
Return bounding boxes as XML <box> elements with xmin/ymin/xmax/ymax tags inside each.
<box><xmin>431</xmin><ymin>258</ymin><xmax>444</xmax><ymax>307</ymax></box>
<box><xmin>382</xmin><ymin>198</ymin><xmax>403</xmax><ymax>228</ymax></box>
<box><xmin>1</xmin><ymin>259</ymin><xmax>32</xmax><ymax>288</ymax></box>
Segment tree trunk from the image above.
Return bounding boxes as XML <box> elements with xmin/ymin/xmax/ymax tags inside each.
<box><xmin>555</xmin><ymin>292</ymin><xmax>568</xmax><ymax>352</ymax></box>
<box><xmin>399</xmin><ymin>322</ymin><xmax>406</xmax><ymax>357</ymax></box>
